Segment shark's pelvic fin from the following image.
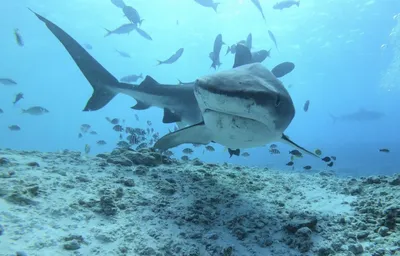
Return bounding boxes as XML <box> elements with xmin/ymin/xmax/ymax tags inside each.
<box><xmin>29</xmin><ymin>9</ymin><xmax>121</xmax><ymax>111</ymax></box>
<box><xmin>163</xmin><ymin>108</ymin><xmax>182</xmax><ymax>123</ymax></box>
<box><xmin>131</xmin><ymin>101</ymin><xmax>151</xmax><ymax>110</ymax></box>
<box><xmin>153</xmin><ymin>122</ymin><xmax>213</xmax><ymax>150</ymax></box>
<box><xmin>281</xmin><ymin>134</ymin><xmax>319</xmax><ymax>158</ymax></box>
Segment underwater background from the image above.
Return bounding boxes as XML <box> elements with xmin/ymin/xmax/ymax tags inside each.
<box><xmin>1</xmin><ymin>0</ymin><xmax>400</xmax><ymax>176</ymax></box>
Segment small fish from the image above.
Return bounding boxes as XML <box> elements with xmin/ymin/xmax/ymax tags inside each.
<box><xmin>290</xmin><ymin>155</ymin><xmax>295</xmax><ymax>161</ymax></box>
<box><xmin>147</xmin><ymin>120</ymin><xmax>152</xmax><ymax>126</ymax></box>
<box><xmin>210</xmin><ymin>34</ymin><xmax>224</xmax><ymax>70</ymax></box>
<box><xmin>181</xmin><ymin>155</ymin><xmax>189</xmax><ymax>161</ymax></box>
<box><xmin>22</xmin><ymin>106</ymin><xmax>49</xmax><ymax>115</ymax></box>
<box><xmin>289</xmin><ymin>149</ymin><xmax>303</xmax><ymax>157</ymax></box>
<box><xmin>331</xmin><ymin>156</ymin><xmax>337</xmax><ymax>161</ymax></box>
<box><xmin>205</xmin><ymin>145</ymin><xmax>215</xmax><ymax>152</ymax></box>
<box><xmin>269</xmin><ymin>148</ymin><xmax>280</xmax><ymax>154</ymax></box>
<box><xmin>127</xmin><ymin>134</ymin><xmax>138</xmax><ymax>144</ymax></box>
<box><xmin>379</xmin><ymin>149</ymin><xmax>390</xmax><ymax>153</ymax></box>
<box><xmin>286</xmin><ymin>161</ymin><xmax>294</xmax><ymax>166</ymax></box>
<box><xmin>9</xmin><ymin>125</ymin><xmax>21</xmax><ymax>131</ymax></box>
<box><xmin>117</xmin><ymin>141</ymin><xmax>130</xmax><ymax>148</ymax></box>
<box><xmin>83</xmin><ymin>43</ymin><xmax>93</xmax><ymax>50</ymax></box>
<box><xmin>115</xmin><ymin>49</ymin><xmax>131</xmax><ymax>58</ymax></box>
<box><xmin>250</xmin><ymin>0</ymin><xmax>266</xmax><ymax>21</ymax></box>
<box><xmin>135</xmin><ymin>114</ymin><xmax>139</xmax><ymax>121</ymax></box>
<box><xmin>111</xmin><ymin>0</ymin><xmax>126</xmax><ymax>8</ymax></box>
<box><xmin>106</xmin><ymin>117</ymin><xmax>120</xmax><ymax>125</ymax></box>
<box><xmin>90</xmin><ymin>131</ymin><xmax>98</xmax><ymax>135</ymax></box>
<box><xmin>113</xmin><ymin>125</ymin><xmax>124</xmax><ymax>132</ymax></box>
<box><xmin>0</xmin><ymin>108</ymin><xmax>3</xmax><ymax>114</ymax></box>
<box><xmin>192</xmin><ymin>143</ymin><xmax>202</xmax><ymax>147</ymax></box>
<box><xmin>321</xmin><ymin>156</ymin><xmax>331</xmax><ymax>162</ymax></box>
<box><xmin>314</xmin><ymin>149</ymin><xmax>322</xmax><ymax>156</ymax></box>
<box><xmin>327</xmin><ymin>162</ymin><xmax>334</xmax><ymax>167</ymax></box>
<box><xmin>183</xmin><ymin>148</ymin><xmax>194</xmax><ymax>154</ymax></box>
<box><xmin>228</xmin><ymin>148</ymin><xmax>240</xmax><ymax>158</ymax></box>
<box><xmin>268</xmin><ymin>30</ymin><xmax>278</xmax><ymax>51</ymax></box>
<box><xmin>270</xmin><ymin>144</ymin><xmax>278</xmax><ymax>149</ymax></box>
<box><xmin>85</xmin><ymin>144</ymin><xmax>91</xmax><ymax>154</ymax></box>
<box><xmin>0</xmin><ymin>78</ymin><xmax>17</xmax><ymax>85</ymax></box>
<box><xmin>271</xmin><ymin>62</ymin><xmax>295</xmax><ymax>78</ymax></box>
<box><xmin>251</xmin><ymin>49</ymin><xmax>271</xmax><ymax>63</ymax></box>
<box><xmin>14</xmin><ymin>29</ymin><xmax>24</xmax><ymax>46</ymax></box>
<box><xmin>241</xmin><ymin>152</ymin><xmax>250</xmax><ymax>157</ymax></box>
<box><xmin>136</xmin><ymin>142</ymin><xmax>148</xmax><ymax>150</ymax></box>
<box><xmin>136</xmin><ymin>27</ymin><xmax>152</xmax><ymax>41</ymax></box>
<box><xmin>164</xmin><ymin>150</ymin><xmax>174</xmax><ymax>157</ymax></box>
<box><xmin>13</xmin><ymin>93</ymin><xmax>24</xmax><ymax>104</ymax></box>
<box><xmin>123</xmin><ymin>6</ymin><xmax>144</xmax><ymax>25</ymax></box>
<box><xmin>78</xmin><ymin>133</ymin><xmax>83</xmax><ymax>138</ymax></box>
<box><xmin>80</xmin><ymin>124</ymin><xmax>91</xmax><ymax>133</ymax></box>
<box><xmin>119</xmin><ymin>134</ymin><xmax>123</xmax><ymax>140</ymax></box>
<box><xmin>8</xmin><ymin>124</ymin><xmax>21</xmax><ymax>131</ymax></box>
<box><xmin>157</xmin><ymin>48</ymin><xmax>184</xmax><ymax>65</ymax></box>
<box><xmin>303</xmin><ymin>100</ymin><xmax>310</xmax><ymax>112</ymax></box>
<box><xmin>104</xmin><ymin>23</ymin><xmax>137</xmax><ymax>37</ymax></box>
<box><xmin>120</xmin><ymin>73</ymin><xmax>143</xmax><ymax>83</ymax></box>
<box><xmin>97</xmin><ymin>140</ymin><xmax>107</xmax><ymax>145</ymax></box>
<box><xmin>225</xmin><ymin>44</ymin><xmax>237</xmax><ymax>55</ymax></box>
<box><xmin>194</xmin><ymin>0</ymin><xmax>219</xmax><ymax>12</ymax></box>
<box><xmin>273</xmin><ymin>0</ymin><xmax>300</xmax><ymax>10</ymax></box>
<box><xmin>125</xmin><ymin>127</ymin><xmax>134</xmax><ymax>134</ymax></box>
<box><xmin>303</xmin><ymin>165</ymin><xmax>312</xmax><ymax>170</ymax></box>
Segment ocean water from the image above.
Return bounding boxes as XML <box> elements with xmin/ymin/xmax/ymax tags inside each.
<box><xmin>1</xmin><ymin>0</ymin><xmax>400</xmax><ymax>176</ymax></box>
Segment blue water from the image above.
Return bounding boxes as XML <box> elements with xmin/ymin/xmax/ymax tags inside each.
<box><xmin>1</xmin><ymin>0</ymin><xmax>399</xmax><ymax>176</ymax></box>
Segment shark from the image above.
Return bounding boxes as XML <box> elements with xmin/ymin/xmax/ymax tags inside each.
<box><xmin>29</xmin><ymin>9</ymin><xmax>317</xmax><ymax>158</ymax></box>
<box><xmin>154</xmin><ymin>62</ymin><xmax>317</xmax><ymax>157</ymax></box>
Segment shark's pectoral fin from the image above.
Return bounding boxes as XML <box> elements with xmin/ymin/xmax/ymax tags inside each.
<box><xmin>233</xmin><ymin>44</ymin><xmax>253</xmax><ymax>68</ymax></box>
<box><xmin>162</xmin><ymin>108</ymin><xmax>182</xmax><ymax>123</ymax></box>
<box><xmin>281</xmin><ymin>134</ymin><xmax>319</xmax><ymax>158</ymax></box>
<box><xmin>131</xmin><ymin>101</ymin><xmax>150</xmax><ymax>110</ymax></box>
<box><xmin>154</xmin><ymin>122</ymin><xmax>213</xmax><ymax>150</ymax></box>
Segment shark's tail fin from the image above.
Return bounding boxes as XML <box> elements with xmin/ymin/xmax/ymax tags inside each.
<box><xmin>212</xmin><ymin>3</ymin><xmax>220</xmax><ymax>12</ymax></box>
<box><xmin>104</xmin><ymin>28</ymin><xmax>112</xmax><ymax>37</ymax></box>
<box><xmin>29</xmin><ymin>9</ymin><xmax>120</xmax><ymax>111</ymax></box>
<box><xmin>329</xmin><ymin>113</ymin><xmax>338</xmax><ymax>124</ymax></box>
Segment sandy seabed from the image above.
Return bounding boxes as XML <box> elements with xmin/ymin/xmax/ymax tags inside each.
<box><xmin>0</xmin><ymin>148</ymin><xmax>399</xmax><ymax>256</ymax></box>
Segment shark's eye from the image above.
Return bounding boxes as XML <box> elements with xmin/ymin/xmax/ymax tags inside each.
<box><xmin>275</xmin><ymin>94</ymin><xmax>281</xmax><ymax>107</ymax></box>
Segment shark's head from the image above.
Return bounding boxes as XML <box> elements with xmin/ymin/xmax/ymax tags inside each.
<box><xmin>194</xmin><ymin>63</ymin><xmax>295</xmax><ymax>136</ymax></box>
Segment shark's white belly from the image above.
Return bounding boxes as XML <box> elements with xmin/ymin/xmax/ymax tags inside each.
<box><xmin>202</xmin><ymin>109</ymin><xmax>282</xmax><ymax>148</ymax></box>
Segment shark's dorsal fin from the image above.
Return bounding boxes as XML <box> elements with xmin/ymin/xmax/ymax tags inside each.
<box><xmin>233</xmin><ymin>44</ymin><xmax>252</xmax><ymax>68</ymax></box>
<box><xmin>162</xmin><ymin>108</ymin><xmax>182</xmax><ymax>123</ymax></box>
<box><xmin>139</xmin><ymin>76</ymin><xmax>159</xmax><ymax>88</ymax></box>
<box><xmin>281</xmin><ymin>133</ymin><xmax>319</xmax><ymax>158</ymax></box>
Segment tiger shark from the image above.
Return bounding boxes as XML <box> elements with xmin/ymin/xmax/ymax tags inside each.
<box><xmin>30</xmin><ymin>9</ymin><xmax>317</xmax><ymax>157</ymax></box>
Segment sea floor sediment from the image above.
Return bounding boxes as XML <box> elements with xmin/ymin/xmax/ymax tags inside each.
<box><xmin>0</xmin><ymin>148</ymin><xmax>399</xmax><ymax>256</ymax></box>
